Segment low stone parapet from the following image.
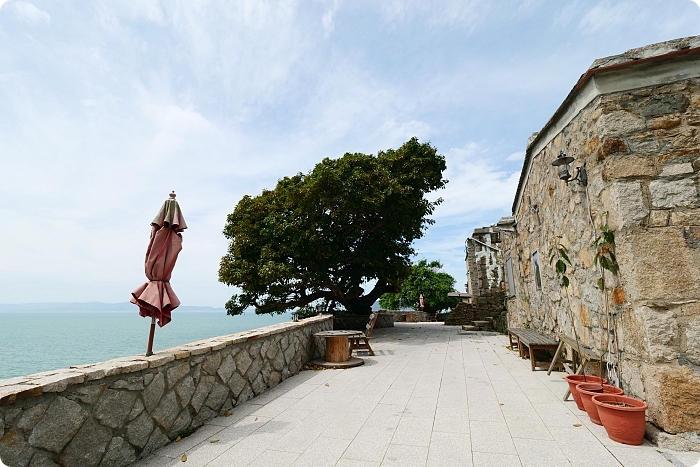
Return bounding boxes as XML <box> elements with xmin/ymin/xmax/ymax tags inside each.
<box><xmin>0</xmin><ymin>315</ymin><xmax>332</xmax><ymax>467</ymax></box>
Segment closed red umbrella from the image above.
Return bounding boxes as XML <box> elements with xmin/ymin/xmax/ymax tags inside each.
<box><xmin>131</xmin><ymin>191</ymin><xmax>187</xmax><ymax>355</ymax></box>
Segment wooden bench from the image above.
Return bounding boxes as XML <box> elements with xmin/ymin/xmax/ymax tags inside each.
<box><xmin>349</xmin><ymin>312</ymin><xmax>378</xmax><ymax>356</ymax></box>
<box><xmin>507</xmin><ymin>328</ymin><xmax>559</xmax><ymax>371</ymax></box>
<box><xmin>547</xmin><ymin>334</ymin><xmax>603</xmax><ymax>401</ymax></box>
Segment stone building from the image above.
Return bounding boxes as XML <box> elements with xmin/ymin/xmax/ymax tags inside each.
<box><xmin>466</xmin><ymin>226</ymin><xmax>504</xmax><ymax>297</ymax></box>
<box><xmin>500</xmin><ymin>35</ymin><xmax>700</xmax><ymax>448</ymax></box>
<box><xmin>445</xmin><ymin>226</ymin><xmax>507</xmax><ymax>330</ymax></box>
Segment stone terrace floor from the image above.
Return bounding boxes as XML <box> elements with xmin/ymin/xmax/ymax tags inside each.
<box><xmin>134</xmin><ymin>323</ymin><xmax>700</xmax><ymax>467</ymax></box>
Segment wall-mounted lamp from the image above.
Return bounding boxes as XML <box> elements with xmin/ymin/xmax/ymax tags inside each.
<box><xmin>551</xmin><ymin>151</ymin><xmax>587</xmax><ymax>186</ymax></box>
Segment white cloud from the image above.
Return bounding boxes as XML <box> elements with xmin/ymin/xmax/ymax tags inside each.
<box><xmin>10</xmin><ymin>1</ymin><xmax>50</xmax><ymax>25</ymax></box>
<box><xmin>506</xmin><ymin>151</ymin><xmax>526</xmax><ymax>162</ymax></box>
<box><xmin>578</xmin><ymin>2</ymin><xmax>641</xmax><ymax>35</ymax></box>
<box><xmin>381</xmin><ymin>0</ymin><xmax>487</xmax><ymax>28</ymax></box>
<box><xmin>0</xmin><ymin>0</ymin><xmax>698</xmax><ymax>306</ymax></box>
<box><xmin>431</xmin><ymin>143</ymin><xmax>520</xmax><ymax>219</ymax></box>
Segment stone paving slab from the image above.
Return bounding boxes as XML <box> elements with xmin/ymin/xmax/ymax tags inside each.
<box><xmin>133</xmin><ymin>323</ymin><xmax>700</xmax><ymax>467</ymax></box>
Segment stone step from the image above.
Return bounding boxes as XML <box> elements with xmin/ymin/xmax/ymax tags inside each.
<box><xmin>462</xmin><ymin>325</ymin><xmax>478</xmax><ymax>331</ymax></box>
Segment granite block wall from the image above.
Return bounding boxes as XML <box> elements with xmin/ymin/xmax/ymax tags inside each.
<box><xmin>503</xmin><ymin>67</ymin><xmax>700</xmax><ymax>445</ymax></box>
<box><xmin>0</xmin><ymin>315</ymin><xmax>332</xmax><ymax>467</ymax></box>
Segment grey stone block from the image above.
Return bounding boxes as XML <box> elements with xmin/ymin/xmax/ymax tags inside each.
<box><xmin>217</xmin><ymin>355</ymin><xmax>236</xmax><ymax>383</ymax></box>
<box><xmin>126</xmin><ymin>412</ymin><xmax>154</xmax><ymax>449</ymax></box>
<box><xmin>202</xmin><ymin>353</ymin><xmax>222</xmax><ymax>376</ymax></box>
<box><xmin>167</xmin><ymin>410</ymin><xmax>192</xmax><ymax>439</ymax></box>
<box><xmin>175</xmin><ymin>376</ymin><xmax>195</xmax><ymax>408</ymax></box>
<box><xmin>58</xmin><ymin>418</ymin><xmax>111</xmax><ymax>467</ymax></box>
<box><xmin>67</xmin><ymin>384</ymin><xmax>106</xmax><ymax>405</ymax></box>
<box><xmin>0</xmin><ymin>430</ymin><xmax>34</xmax><ymax>467</ymax></box>
<box><xmin>190</xmin><ymin>376</ymin><xmax>214</xmax><ymax>413</ymax></box>
<box><xmin>99</xmin><ymin>437</ymin><xmax>135</xmax><ymax>467</ymax></box>
<box><xmin>235</xmin><ymin>350</ymin><xmax>252</xmax><ymax>374</ymax></box>
<box><xmin>94</xmin><ymin>390</ymin><xmax>139</xmax><ymax>429</ymax></box>
<box><xmin>204</xmin><ymin>382</ymin><xmax>229</xmax><ymax>411</ymax></box>
<box><xmin>142</xmin><ymin>428</ymin><xmax>169</xmax><ymax>455</ymax></box>
<box><xmin>17</xmin><ymin>404</ymin><xmax>47</xmax><ymax>431</ymax></box>
<box><xmin>151</xmin><ymin>391</ymin><xmax>179</xmax><ymax>431</ymax></box>
<box><xmin>142</xmin><ymin>373</ymin><xmax>165</xmax><ymax>413</ymax></box>
<box><xmin>28</xmin><ymin>397</ymin><xmax>87</xmax><ymax>453</ymax></box>
<box><xmin>166</xmin><ymin>363</ymin><xmax>189</xmax><ymax>389</ymax></box>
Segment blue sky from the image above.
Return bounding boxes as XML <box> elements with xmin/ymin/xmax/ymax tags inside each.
<box><xmin>0</xmin><ymin>0</ymin><xmax>698</xmax><ymax>307</ymax></box>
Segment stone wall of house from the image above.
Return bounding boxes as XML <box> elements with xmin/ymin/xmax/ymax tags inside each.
<box><xmin>502</xmin><ymin>73</ymin><xmax>700</xmax><ymax>443</ymax></box>
<box><xmin>467</xmin><ymin>227</ymin><xmax>504</xmax><ymax>296</ymax></box>
<box><xmin>0</xmin><ymin>315</ymin><xmax>332</xmax><ymax>467</ymax></box>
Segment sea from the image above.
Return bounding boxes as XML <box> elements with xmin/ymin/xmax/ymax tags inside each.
<box><xmin>0</xmin><ymin>306</ymin><xmax>292</xmax><ymax>381</ymax></box>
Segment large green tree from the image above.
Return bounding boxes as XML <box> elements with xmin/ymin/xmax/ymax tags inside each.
<box><xmin>379</xmin><ymin>259</ymin><xmax>459</xmax><ymax>314</ymax></box>
<box><xmin>218</xmin><ymin>138</ymin><xmax>447</xmax><ymax>316</ymax></box>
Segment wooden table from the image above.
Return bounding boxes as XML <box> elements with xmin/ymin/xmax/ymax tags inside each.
<box><xmin>314</xmin><ymin>330</ymin><xmax>363</xmax><ymax>363</ymax></box>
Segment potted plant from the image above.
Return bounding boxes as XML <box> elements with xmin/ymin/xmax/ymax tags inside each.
<box><xmin>564</xmin><ymin>374</ymin><xmax>607</xmax><ymax>411</ymax></box>
<box><xmin>592</xmin><ymin>394</ymin><xmax>648</xmax><ymax>445</ymax></box>
<box><xmin>576</xmin><ymin>382</ymin><xmax>623</xmax><ymax>425</ymax></box>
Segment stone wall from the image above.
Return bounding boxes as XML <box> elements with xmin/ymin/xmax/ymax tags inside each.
<box><xmin>503</xmin><ymin>38</ymin><xmax>700</xmax><ymax>444</ymax></box>
<box><xmin>445</xmin><ymin>291</ymin><xmax>507</xmax><ymax>332</ymax></box>
<box><xmin>383</xmin><ymin>310</ymin><xmax>427</xmax><ymax>323</ymax></box>
<box><xmin>0</xmin><ymin>315</ymin><xmax>332</xmax><ymax>467</ymax></box>
<box><xmin>467</xmin><ymin>227</ymin><xmax>504</xmax><ymax>296</ymax></box>
<box><xmin>332</xmin><ymin>312</ymin><xmax>394</xmax><ymax>330</ymax></box>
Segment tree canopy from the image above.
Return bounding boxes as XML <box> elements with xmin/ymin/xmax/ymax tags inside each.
<box><xmin>378</xmin><ymin>259</ymin><xmax>459</xmax><ymax>314</ymax></box>
<box><xmin>218</xmin><ymin>138</ymin><xmax>447</xmax><ymax>316</ymax></box>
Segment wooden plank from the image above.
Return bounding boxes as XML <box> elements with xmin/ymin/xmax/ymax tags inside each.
<box><xmin>547</xmin><ymin>341</ymin><xmax>565</xmax><ymax>375</ymax></box>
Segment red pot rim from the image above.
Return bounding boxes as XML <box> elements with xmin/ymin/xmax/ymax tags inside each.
<box><xmin>592</xmin><ymin>394</ymin><xmax>648</xmax><ymax>411</ymax></box>
<box><xmin>564</xmin><ymin>375</ymin><xmax>607</xmax><ymax>383</ymax></box>
<box><xmin>576</xmin><ymin>383</ymin><xmax>623</xmax><ymax>396</ymax></box>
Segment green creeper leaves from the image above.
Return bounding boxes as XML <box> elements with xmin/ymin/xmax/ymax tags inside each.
<box><xmin>549</xmin><ymin>245</ymin><xmax>571</xmax><ymax>288</ymax></box>
<box><xmin>592</xmin><ymin>223</ymin><xmax>620</xmax><ymax>292</ymax></box>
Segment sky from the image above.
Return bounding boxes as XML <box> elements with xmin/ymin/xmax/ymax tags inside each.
<box><xmin>0</xmin><ymin>0</ymin><xmax>698</xmax><ymax>307</ymax></box>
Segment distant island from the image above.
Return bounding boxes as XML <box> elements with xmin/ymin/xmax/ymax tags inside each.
<box><xmin>0</xmin><ymin>302</ymin><xmax>226</xmax><ymax>313</ymax></box>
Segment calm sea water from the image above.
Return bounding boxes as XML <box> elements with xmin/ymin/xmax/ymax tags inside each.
<box><xmin>0</xmin><ymin>311</ymin><xmax>291</xmax><ymax>380</ymax></box>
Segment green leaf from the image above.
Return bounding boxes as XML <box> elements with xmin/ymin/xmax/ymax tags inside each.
<box><xmin>556</xmin><ymin>260</ymin><xmax>566</xmax><ymax>275</ymax></box>
<box><xmin>596</xmin><ymin>277</ymin><xmax>605</xmax><ymax>291</ymax></box>
<box><xmin>559</xmin><ymin>248</ymin><xmax>570</xmax><ymax>264</ymax></box>
<box><xmin>562</xmin><ymin>276</ymin><xmax>570</xmax><ymax>287</ymax></box>
<box><xmin>604</xmin><ymin>231</ymin><xmax>615</xmax><ymax>244</ymax></box>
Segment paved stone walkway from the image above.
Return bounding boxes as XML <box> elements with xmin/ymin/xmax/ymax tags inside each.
<box><xmin>134</xmin><ymin>323</ymin><xmax>700</xmax><ymax>467</ymax></box>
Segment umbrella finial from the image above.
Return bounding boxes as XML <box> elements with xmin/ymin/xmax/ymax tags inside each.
<box><xmin>169</xmin><ymin>191</ymin><xmax>176</xmax><ymax>199</ymax></box>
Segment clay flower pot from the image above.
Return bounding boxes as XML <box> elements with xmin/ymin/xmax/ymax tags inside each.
<box><xmin>564</xmin><ymin>375</ymin><xmax>607</xmax><ymax>411</ymax></box>
<box><xmin>593</xmin><ymin>394</ymin><xmax>648</xmax><ymax>445</ymax></box>
<box><xmin>577</xmin><ymin>383</ymin><xmax>624</xmax><ymax>425</ymax></box>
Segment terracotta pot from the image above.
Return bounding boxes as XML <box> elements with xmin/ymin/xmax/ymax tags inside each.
<box><xmin>593</xmin><ymin>394</ymin><xmax>648</xmax><ymax>445</ymax></box>
<box><xmin>564</xmin><ymin>375</ymin><xmax>607</xmax><ymax>411</ymax></box>
<box><xmin>577</xmin><ymin>383</ymin><xmax>624</xmax><ymax>425</ymax></box>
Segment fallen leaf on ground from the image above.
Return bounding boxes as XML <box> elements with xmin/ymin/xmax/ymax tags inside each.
<box><xmin>210</xmin><ymin>439</ymin><xmax>220</xmax><ymax>443</ymax></box>
<box><xmin>175</xmin><ymin>436</ymin><xmax>181</xmax><ymax>442</ymax></box>
<box><xmin>254</xmin><ymin>417</ymin><xmax>258</xmax><ymax>421</ymax></box>
<box><xmin>573</xmin><ymin>423</ymin><xmax>582</xmax><ymax>427</ymax></box>
<box><xmin>181</xmin><ymin>454</ymin><xmax>187</xmax><ymax>462</ymax></box>
<box><xmin>220</xmin><ymin>412</ymin><xmax>232</xmax><ymax>417</ymax></box>
<box><xmin>325</xmin><ymin>383</ymin><xmax>329</xmax><ymax>387</ymax></box>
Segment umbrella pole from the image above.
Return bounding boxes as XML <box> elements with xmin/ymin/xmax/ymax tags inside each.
<box><xmin>146</xmin><ymin>317</ymin><xmax>156</xmax><ymax>356</ymax></box>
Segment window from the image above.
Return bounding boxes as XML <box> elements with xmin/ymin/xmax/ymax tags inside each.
<box><xmin>505</xmin><ymin>256</ymin><xmax>516</xmax><ymax>297</ymax></box>
<box><xmin>532</xmin><ymin>251</ymin><xmax>542</xmax><ymax>290</ymax></box>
